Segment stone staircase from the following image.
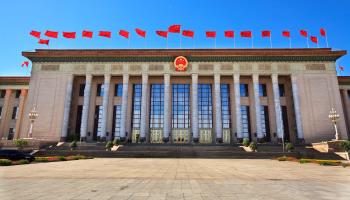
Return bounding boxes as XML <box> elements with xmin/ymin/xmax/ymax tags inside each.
<box><xmin>34</xmin><ymin>143</ymin><xmax>344</xmax><ymax>160</ymax></box>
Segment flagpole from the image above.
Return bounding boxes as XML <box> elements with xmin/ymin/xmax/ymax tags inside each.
<box><xmin>306</xmin><ymin>37</ymin><xmax>309</xmax><ymax>48</ymax></box>
<box><xmin>325</xmin><ymin>34</ymin><xmax>329</xmax><ymax>47</ymax></box>
<box><xmin>252</xmin><ymin>33</ymin><xmax>254</xmax><ymax>48</ymax></box>
<box><xmin>269</xmin><ymin>34</ymin><xmax>272</xmax><ymax>48</ymax></box>
<box><xmin>234</xmin><ymin>37</ymin><xmax>236</xmax><ymax>48</ymax></box>
<box><xmin>166</xmin><ymin>37</ymin><xmax>168</xmax><ymax>49</ymax></box>
<box><xmin>180</xmin><ymin>34</ymin><xmax>182</xmax><ymax>48</ymax></box>
<box><xmin>214</xmin><ymin>38</ymin><xmax>216</xmax><ymax>49</ymax></box>
<box><xmin>289</xmin><ymin>37</ymin><xmax>292</xmax><ymax>48</ymax></box>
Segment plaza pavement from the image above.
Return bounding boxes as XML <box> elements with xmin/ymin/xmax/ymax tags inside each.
<box><xmin>0</xmin><ymin>158</ymin><xmax>349</xmax><ymax>200</ymax></box>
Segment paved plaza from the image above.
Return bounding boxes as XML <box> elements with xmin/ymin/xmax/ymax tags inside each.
<box><xmin>0</xmin><ymin>158</ymin><xmax>349</xmax><ymax>200</ymax></box>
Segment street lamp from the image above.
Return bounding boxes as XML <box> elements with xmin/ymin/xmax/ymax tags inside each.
<box><xmin>328</xmin><ymin>108</ymin><xmax>340</xmax><ymax>141</ymax></box>
<box><xmin>28</xmin><ymin>105</ymin><xmax>38</xmax><ymax>138</ymax></box>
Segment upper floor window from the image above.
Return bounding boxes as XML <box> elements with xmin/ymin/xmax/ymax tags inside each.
<box><xmin>221</xmin><ymin>84</ymin><xmax>231</xmax><ymax>129</ymax></box>
<box><xmin>198</xmin><ymin>84</ymin><xmax>213</xmax><ymax>129</ymax></box>
<box><xmin>131</xmin><ymin>84</ymin><xmax>142</xmax><ymax>129</ymax></box>
<box><xmin>279</xmin><ymin>84</ymin><xmax>285</xmax><ymax>97</ymax></box>
<box><xmin>172</xmin><ymin>84</ymin><xmax>190</xmax><ymax>129</ymax></box>
<box><xmin>0</xmin><ymin>90</ymin><xmax>5</xmax><ymax>98</ymax></box>
<box><xmin>259</xmin><ymin>84</ymin><xmax>267</xmax><ymax>97</ymax></box>
<box><xmin>240</xmin><ymin>84</ymin><xmax>249</xmax><ymax>97</ymax></box>
<box><xmin>96</xmin><ymin>84</ymin><xmax>104</xmax><ymax>97</ymax></box>
<box><xmin>79</xmin><ymin>84</ymin><xmax>85</xmax><ymax>96</ymax></box>
<box><xmin>150</xmin><ymin>84</ymin><xmax>164</xmax><ymax>129</ymax></box>
<box><xmin>15</xmin><ymin>90</ymin><xmax>21</xmax><ymax>98</ymax></box>
<box><xmin>115</xmin><ymin>84</ymin><xmax>123</xmax><ymax>97</ymax></box>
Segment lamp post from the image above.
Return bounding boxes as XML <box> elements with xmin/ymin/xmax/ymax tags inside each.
<box><xmin>28</xmin><ymin>105</ymin><xmax>38</xmax><ymax>138</ymax></box>
<box><xmin>328</xmin><ymin>108</ymin><xmax>340</xmax><ymax>141</ymax></box>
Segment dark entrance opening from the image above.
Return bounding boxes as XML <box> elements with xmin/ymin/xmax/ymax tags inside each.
<box><xmin>281</xmin><ymin>106</ymin><xmax>290</xmax><ymax>142</ymax></box>
<box><xmin>75</xmin><ymin>105</ymin><xmax>83</xmax><ymax>139</ymax></box>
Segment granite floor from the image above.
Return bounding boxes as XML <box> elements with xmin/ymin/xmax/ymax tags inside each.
<box><xmin>0</xmin><ymin>158</ymin><xmax>349</xmax><ymax>200</ymax></box>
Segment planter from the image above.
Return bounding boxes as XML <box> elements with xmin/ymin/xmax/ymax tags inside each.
<box><xmin>241</xmin><ymin>146</ymin><xmax>256</xmax><ymax>152</ymax></box>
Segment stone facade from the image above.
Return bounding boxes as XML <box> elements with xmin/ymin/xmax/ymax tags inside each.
<box><xmin>0</xmin><ymin>48</ymin><xmax>349</xmax><ymax>144</ymax></box>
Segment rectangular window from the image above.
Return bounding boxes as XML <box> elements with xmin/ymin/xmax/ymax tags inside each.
<box><xmin>12</xmin><ymin>106</ymin><xmax>18</xmax><ymax>120</ymax></box>
<box><xmin>259</xmin><ymin>84</ymin><xmax>267</xmax><ymax>97</ymax></box>
<box><xmin>198</xmin><ymin>84</ymin><xmax>213</xmax><ymax>129</ymax></box>
<box><xmin>0</xmin><ymin>90</ymin><xmax>5</xmax><ymax>98</ymax></box>
<box><xmin>150</xmin><ymin>84</ymin><xmax>164</xmax><ymax>129</ymax></box>
<box><xmin>15</xmin><ymin>90</ymin><xmax>21</xmax><ymax>98</ymax></box>
<box><xmin>0</xmin><ymin>106</ymin><xmax>2</xmax><ymax>119</ymax></box>
<box><xmin>113</xmin><ymin>105</ymin><xmax>122</xmax><ymax>137</ymax></box>
<box><xmin>97</xmin><ymin>105</ymin><xmax>103</xmax><ymax>136</ymax></box>
<box><xmin>96</xmin><ymin>84</ymin><xmax>104</xmax><ymax>97</ymax></box>
<box><xmin>172</xmin><ymin>84</ymin><xmax>190</xmax><ymax>128</ymax></box>
<box><xmin>131</xmin><ymin>84</ymin><xmax>142</xmax><ymax>129</ymax></box>
<box><xmin>221</xmin><ymin>84</ymin><xmax>231</xmax><ymax>129</ymax></box>
<box><xmin>79</xmin><ymin>84</ymin><xmax>85</xmax><ymax>96</ymax></box>
<box><xmin>240</xmin><ymin>84</ymin><xmax>249</xmax><ymax>97</ymax></box>
<box><xmin>279</xmin><ymin>84</ymin><xmax>285</xmax><ymax>97</ymax></box>
<box><xmin>241</xmin><ymin>105</ymin><xmax>250</xmax><ymax>138</ymax></box>
<box><xmin>115</xmin><ymin>84</ymin><xmax>123</xmax><ymax>97</ymax></box>
<box><xmin>260</xmin><ymin>105</ymin><xmax>271</xmax><ymax>141</ymax></box>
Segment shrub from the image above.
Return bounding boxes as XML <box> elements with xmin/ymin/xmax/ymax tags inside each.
<box><xmin>339</xmin><ymin>141</ymin><xmax>350</xmax><ymax>152</ymax></box>
<box><xmin>316</xmin><ymin>160</ymin><xmax>341</xmax><ymax>166</ymax></box>
<box><xmin>285</xmin><ymin>143</ymin><xmax>294</xmax><ymax>152</ymax></box>
<box><xmin>0</xmin><ymin>159</ymin><xmax>12</xmax><ymax>166</ymax></box>
<box><xmin>13</xmin><ymin>139</ymin><xmax>28</xmax><ymax>150</ymax></box>
<box><xmin>70</xmin><ymin>140</ymin><xmax>77</xmax><ymax>150</ymax></box>
<box><xmin>299</xmin><ymin>159</ymin><xmax>311</xmax><ymax>164</ymax></box>
<box><xmin>242</xmin><ymin>138</ymin><xmax>250</xmax><ymax>147</ymax></box>
<box><xmin>18</xmin><ymin>159</ymin><xmax>30</xmax><ymax>165</ymax></box>
<box><xmin>249</xmin><ymin>141</ymin><xmax>258</xmax><ymax>152</ymax></box>
<box><xmin>58</xmin><ymin>156</ymin><xmax>66</xmax><ymax>161</ymax></box>
<box><xmin>113</xmin><ymin>138</ymin><xmax>120</xmax><ymax>146</ymax></box>
<box><xmin>35</xmin><ymin>157</ymin><xmax>49</xmax><ymax>162</ymax></box>
<box><xmin>105</xmin><ymin>141</ymin><xmax>113</xmax><ymax>150</ymax></box>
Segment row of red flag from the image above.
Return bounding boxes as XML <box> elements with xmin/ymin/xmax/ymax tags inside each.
<box><xmin>30</xmin><ymin>25</ymin><xmax>328</xmax><ymax>46</ymax></box>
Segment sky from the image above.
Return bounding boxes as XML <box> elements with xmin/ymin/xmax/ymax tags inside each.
<box><xmin>0</xmin><ymin>0</ymin><xmax>349</xmax><ymax>76</ymax></box>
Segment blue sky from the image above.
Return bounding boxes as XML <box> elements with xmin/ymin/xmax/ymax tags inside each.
<box><xmin>0</xmin><ymin>0</ymin><xmax>349</xmax><ymax>76</ymax></box>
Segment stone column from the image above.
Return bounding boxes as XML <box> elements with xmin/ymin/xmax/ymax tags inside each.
<box><xmin>234</xmin><ymin>74</ymin><xmax>243</xmax><ymax>141</ymax></box>
<box><xmin>140</xmin><ymin>73</ymin><xmax>148</xmax><ymax>142</ymax></box>
<box><xmin>80</xmin><ymin>74</ymin><xmax>92</xmax><ymax>141</ymax></box>
<box><xmin>100</xmin><ymin>74</ymin><xmax>111</xmax><ymax>141</ymax></box>
<box><xmin>0</xmin><ymin>89</ymin><xmax>12</xmax><ymax>139</ymax></box>
<box><xmin>14</xmin><ymin>89</ymin><xmax>27</xmax><ymax>139</ymax></box>
<box><xmin>253</xmin><ymin>74</ymin><xmax>263</xmax><ymax>142</ymax></box>
<box><xmin>120</xmin><ymin>74</ymin><xmax>129</xmax><ymax>141</ymax></box>
<box><xmin>61</xmin><ymin>75</ymin><xmax>74</xmax><ymax>141</ymax></box>
<box><xmin>291</xmin><ymin>74</ymin><xmax>304</xmax><ymax>142</ymax></box>
<box><xmin>214</xmin><ymin>74</ymin><xmax>222</xmax><ymax>142</ymax></box>
<box><xmin>163</xmin><ymin>73</ymin><xmax>171</xmax><ymax>142</ymax></box>
<box><xmin>271</xmin><ymin>74</ymin><xmax>284</xmax><ymax>141</ymax></box>
<box><xmin>192</xmin><ymin>74</ymin><xmax>199</xmax><ymax>142</ymax></box>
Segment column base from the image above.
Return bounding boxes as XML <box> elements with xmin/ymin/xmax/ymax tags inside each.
<box><xmin>80</xmin><ymin>137</ymin><xmax>86</xmax><ymax>142</ymax></box>
<box><xmin>192</xmin><ymin>138</ymin><xmax>199</xmax><ymax>143</ymax></box>
<box><xmin>236</xmin><ymin>138</ymin><xmax>243</xmax><ymax>143</ymax></box>
<box><xmin>297</xmin><ymin>138</ymin><xmax>305</xmax><ymax>144</ymax></box>
<box><xmin>140</xmin><ymin>137</ymin><xmax>146</xmax><ymax>143</ymax></box>
<box><xmin>216</xmin><ymin>138</ymin><xmax>223</xmax><ymax>143</ymax></box>
<box><xmin>60</xmin><ymin>137</ymin><xmax>67</xmax><ymax>142</ymax></box>
<box><xmin>162</xmin><ymin>137</ymin><xmax>169</xmax><ymax>143</ymax></box>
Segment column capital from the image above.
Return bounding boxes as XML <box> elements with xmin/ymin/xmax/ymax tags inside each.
<box><xmin>214</xmin><ymin>73</ymin><xmax>221</xmax><ymax>82</ymax></box>
<box><xmin>86</xmin><ymin>74</ymin><xmax>92</xmax><ymax>82</ymax></box>
<box><xmin>20</xmin><ymin>89</ymin><xmax>28</xmax><ymax>96</ymax></box>
<box><xmin>271</xmin><ymin>74</ymin><xmax>278</xmax><ymax>83</ymax></box>
<box><xmin>252</xmin><ymin>73</ymin><xmax>259</xmax><ymax>81</ymax></box>
<box><xmin>291</xmin><ymin>74</ymin><xmax>297</xmax><ymax>82</ymax></box>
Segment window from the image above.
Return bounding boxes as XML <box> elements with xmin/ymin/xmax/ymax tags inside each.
<box><xmin>96</xmin><ymin>106</ymin><xmax>103</xmax><ymax>136</ymax></box>
<box><xmin>241</xmin><ymin>106</ymin><xmax>250</xmax><ymax>138</ymax></box>
<box><xmin>150</xmin><ymin>84</ymin><xmax>164</xmax><ymax>129</ymax></box>
<box><xmin>96</xmin><ymin>84</ymin><xmax>104</xmax><ymax>97</ymax></box>
<box><xmin>198</xmin><ymin>84</ymin><xmax>213</xmax><ymax>129</ymax></box>
<box><xmin>79</xmin><ymin>84</ymin><xmax>85</xmax><ymax>96</ymax></box>
<box><xmin>115</xmin><ymin>84</ymin><xmax>123</xmax><ymax>97</ymax></box>
<box><xmin>0</xmin><ymin>90</ymin><xmax>5</xmax><ymax>98</ymax></box>
<box><xmin>12</xmin><ymin>106</ymin><xmax>18</xmax><ymax>120</ymax></box>
<box><xmin>172</xmin><ymin>84</ymin><xmax>190</xmax><ymax>129</ymax></box>
<box><xmin>131</xmin><ymin>84</ymin><xmax>142</xmax><ymax>129</ymax></box>
<box><xmin>240</xmin><ymin>84</ymin><xmax>249</xmax><ymax>97</ymax></box>
<box><xmin>15</xmin><ymin>90</ymin><xmax>21</xmax><ymax>98</ymax></box>
<box><xmin>260</xmin><ymin>106</ymin><xmax>271</xmax><ymax>141</ymax></box>
<box><xmin>113</xmin><ymin>105</ymin><xmax>122</xmax><ymax>137</ymax></box>
<box><xmin>0</xmin><ymin>106</ymin><xmax>2</xmax><ymax>119</ymax></box>
<box><xmin>279</xmin><ymin>84</ymin><xmax>285</xmax><ymax>97</ymax></box>
<box><xmin>221</xmin><ymin>84</ymin><xmax>231</xmax><ymax>129</ymax></box>
<box><xmin>259</xmin><ymin>84</ymin><xmax>267</xmax><ymax>97</ymax></box>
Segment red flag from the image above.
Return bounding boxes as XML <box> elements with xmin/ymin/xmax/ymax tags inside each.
<box><xmin>62</xmin><ymin>32</ymin><xmax>76</xmax><ymax>39</ymax></box>
<box><xmin>168</xmin><ymin>25</ymin><xmax>181</xmax><ymax>33</ymax></box>
<box><xmin>21</xmin><ymin>61</ymin><xmax>29</xmax><ymax>67</ymax></box>
<box><xmin>119</xmin><ymin>30</ymin><xmax>129</xmax><ymax>38</ymax></box>
<box><xmin>99</xmin><ymin>31</ymin><xmax>111</xmax><ymax>38</ymax></box>
<box><xmin>82</xmin><ymin>30</ymin><xmax>93</xmax><ymax>38</ymax></box>
<box><xmin>38</xmin><ymin>39</ymin><xmax>49</xmax><ymax>45</ymax></box>
<box><xmin>206</xmin><ymin>31</ymin><xmax>216</xmax><ymax>38</ymax></box>
<box><xmin>240</xmin><ymin>31</ymin><xmax>252</xmax><ymax>38</ymax></box>
<box><xmin>30</xmin><ymin>30</ymin><xmax>41</xmax><ymax>38</ymax></box>
<box><xmin>320</xmin><ymin>28</ymin><xmax>326</xmax><ymax>37</ymax></box>
<box><xmin>156</xmin><ymin>31</ymin><xmax>168</xmax><ymax>38</ymax></box>
<box><xmin>261</xmin><ymin>30</ymin><xmax>271</xmax><ymax>37</ymax></box>
<box><xmin>300</xmin><ymin>30</ymin><xmax>308</xmax><ymax>37</ymax></box>
<box><xmin>182</xmin><ymin>30</ymin><xmax>194</xmax><ymax>38</ymax></box>
<box><xmin>135</xmin><ymin>28</ymin><xmax>146</xmax><ymax>38</ymax></box>
<box><xmin>339</xmin><ymin>66</ymin><xmax>344</xmax><ymax>71</ymax></box>
<box><xmin>310</xmin><ymin>36</ymin><xmax>318</xmax><ymax>44</ymax></box>
<box><xmin>224</xmin><ymin>30</ymin><xmax>234</xmax><ymax>38</ymax></box>
<box><xmin>45</xmin><ymin>30</ymin><xmax>58</xmax><ymax>38</ymax></box>
<box><xmin>282</xmin><ymin>30</ymin><xmax>290</xmax><ymax>38</ymax></box>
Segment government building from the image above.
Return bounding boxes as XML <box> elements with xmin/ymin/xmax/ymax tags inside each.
<box><xmin>0</xmin><ymin>48</ymin><xmax>349</xmax><ymax>144</ymax></box>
